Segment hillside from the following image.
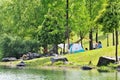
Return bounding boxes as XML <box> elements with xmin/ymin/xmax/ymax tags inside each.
<box><xmin>0</xmin><ymin>31</ymin><xmax>120</xmax><ymax>70</ymax></box>
<box><xmin>16</xmin><ymin>46</ymin><xmax>120</xmax><ymax>69</ymax></box>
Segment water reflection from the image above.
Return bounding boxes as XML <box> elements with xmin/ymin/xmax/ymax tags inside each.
<box><xmin>116</xmin><ymin>72</ymin><xmax>118</xmax><ymax>80</ymax></box>
<box><xmin>0</xmin><ymin>66</ymin><xmax>120</xmax><ymax>80</ymax></box>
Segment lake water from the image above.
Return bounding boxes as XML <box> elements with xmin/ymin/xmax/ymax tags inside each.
<box><xmin>0</xmin><ymin>66</ymin><xmax>120</xmax><ymax>80</ymax></box>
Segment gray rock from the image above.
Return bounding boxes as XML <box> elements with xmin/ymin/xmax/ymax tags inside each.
<box><xmin>2</xmin><ymin>57</ymin><xmax>17</xmax><ymax>62</ymax></box>
<box><xmin>17</xmin><ymin>61</ymin><xmax>25</xmax><ymax>67</ymax></box>
<box><xmin>50</xmin><ymin>57</ymin><xmax>68</xmax><ymax>64</ymax></box>
<box><xmin>81</xmin><ymin>66</ymin><xmax>92</xmax><ymax>70</ymax></box>
<box><xmin>97</xmin><ymin>56</ymin><xmax>115</xmax><ymax>66</ymax></box>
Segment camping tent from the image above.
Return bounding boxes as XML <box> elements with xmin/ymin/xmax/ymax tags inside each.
<box><xmin>58</xmin><ymin>44</ymin><xmax>68</xmax><ymax>50</ymax></box>
<box><xmin>58</xmin><ymin>43</ymin><xmax>84</xmax><ymax>53</ymax></box>
<box><xmin>69</xmin><ymin>43</ymin><xmax>84</xmax><ymax>53</ymax></box>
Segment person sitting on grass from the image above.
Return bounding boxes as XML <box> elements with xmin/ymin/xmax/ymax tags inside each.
<box><xmin>97</xmin><ymin>41</ymin><xmax>102</xmax><ymax>48</ymax></box>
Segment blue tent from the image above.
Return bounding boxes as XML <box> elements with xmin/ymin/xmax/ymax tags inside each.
<box><xmin>69</xmin><ymin>43</ymin><xmax>84</xmax><ymax>53</ymax></box>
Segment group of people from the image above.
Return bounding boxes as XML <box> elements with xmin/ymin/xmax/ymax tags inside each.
<box><xmin>93</xmin><ymin>41</ymin><xmax>102</xmax><ymax>49</ymax></box>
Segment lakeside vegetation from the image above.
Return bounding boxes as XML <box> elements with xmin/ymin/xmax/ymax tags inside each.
<box><xmin>0</xmin><ymin>0</ymin><xmax>120</xmax><ymax>72</ymax></box>
<box><xmin>0</xmin><ymin>45</ymin><xmax>119</xmax><ymax>71</ymax></box>
<box><xmin>26</xmin><ymin>46</ymin><xmax>120</xmax><ymax>66</ymax></box>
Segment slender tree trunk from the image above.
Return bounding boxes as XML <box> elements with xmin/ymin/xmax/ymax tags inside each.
<box><xmin>80</xmin><ymin>39</ymin><xmax>83</xmax><ymax>48</ymax></box>
<box><xmin>80</xmin><ymin>37</ymin><xmax>83</xmax><ymax>48</ymax></box>
<box><xmin>88</xmin><ymin>0</ymin><xmax>93</xmax><ymax>50</ymax></box>
<box><xmin>115</xmin><ymin>30</ymin><xmax>118</xmax><ymax>62</ymax></box>
<box><xmin>113</xmin><ymin>31</ymin><xmax>115</xmax><ymax>46</ymax></box>
<box><xmin>107</xmin><ymin>34</ymin><xmax>109</xmax><ymax>47</ymax></box>
<box><xmin>80</xmin><ymin>32</ymin><xmax>83</xmax><ymax>48</ymax></box>
<box><xmin>63</xmin><ymin>42</ymin><xmax>65</xmax><ymax>54</ymax></box>
<box><xmin>66</xmin><ymin>0</ymin><xmax>69</xmax><ymax>49</ymax></box>
<box><xmin>96</xmin><ymin>29</ymin><xmax>98</xmax><ymax>43</ymax></box>
<box><xmin>89</xmin><ymin>29</ymin><xmax>93</xmax><ymax>50</ymax></box>
<box><xmin>55</xmin><ymin>44</ymin><xmax>58</xmax><ymax>54</ymax></box>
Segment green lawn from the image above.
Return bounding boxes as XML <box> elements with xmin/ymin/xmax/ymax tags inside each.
<box><xmin>66</xmin><ymin>46</ymin><xmax>120</xmax><ymax>66</ymax></box>
<box><xmin>0</xmin><ymin>32</ymin><xmax>120</xmax><ymax>69</ymax></box>
<box><xmin>22</xmin><ymin>45</ymin><xmax>120</xmax><ymax>68</ymax></box>
<box><xmin>0</xmin><ymin>45</ymin><xmax>119</xmax><ymax>70</ymax></box>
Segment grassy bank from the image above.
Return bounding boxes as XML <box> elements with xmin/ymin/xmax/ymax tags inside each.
<box><xmin>1</xmin><ymin>46</ymin><xmax>119</xmax><ymax>70</ymax></box>
<box><xmin>0</xmin><ymin>31</ymin><xmax>120</xmax><ymax>70</ymax></box>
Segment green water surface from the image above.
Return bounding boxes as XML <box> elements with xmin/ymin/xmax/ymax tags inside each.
<box><xmin>0</xmin><ymin>66</ymin><xmax>120</xmax><ymax>80</ymax></box>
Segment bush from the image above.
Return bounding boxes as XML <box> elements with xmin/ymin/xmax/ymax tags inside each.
<box><xmin>0</xmin><ymin>35</ymin><xmax>40</xmax><ymax>59</ymax></box>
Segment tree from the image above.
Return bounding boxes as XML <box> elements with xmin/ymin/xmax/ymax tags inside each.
<box><xmin>0</xmin><ymin>0</ymin><xmax>50</xmax><ymax>39</ymax></box>
<box><xmin>0</xmin><ymin>0</ymin><xmax>56</xmax><ymax>57</ymax></box>
<box><xmin>69</xmin><ymin>0</ymin><xmax>90</xmax><ymax>47</ymax></box>
<box><xmin>38</xmin><ymin>6</ymin><xmax>66</xmax><ymax>54</ymax></box>
<box><xmin>85</xmin><ymin>0</ymin><xmax>107</xmax><ymax>50</ymax></box>
<box><xmin>0</xmin><ymin>34</ymin><xmax>40</xmax><ymax>58</ymax></box>
<box><xmin>96</xmin><ymin>0</ymin><xmax>120</xmax><ymax>62</ymax></box>
<box><xmin>66</xmin><ymin>0</ymin><xmax>69</xmax><ymax>49</ymax></box>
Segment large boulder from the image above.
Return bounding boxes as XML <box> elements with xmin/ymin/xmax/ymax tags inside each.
<box><xmin>22</xmin><ymin>52</ymin><xmax>41</xmax><ymax>60</ymax></box>
<box><xmin>2</xmin><ymin>57</ymin><xmax>17</xmax><ymax>62</ymax></box>
<box><xmin>97</xmin><ymin>56</ymin><xmax>116</xmax><ymax>66</ymax></box>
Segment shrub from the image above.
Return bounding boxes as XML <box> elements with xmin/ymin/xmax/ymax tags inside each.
<box><xmin>0</xmin><ymin>35</ymin><xmax>40</xmax><ymax>59</ymax></box>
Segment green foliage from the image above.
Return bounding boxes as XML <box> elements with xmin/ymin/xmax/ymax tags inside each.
<box><xmin>69</xmin><ymin>0</ymin><xmax>106</xmax><ymax>42</ymax></box>
<box><xmin>38</xmin><ymin>8</ymin><xmax>66</xmax><ymax>47</ymax></box>
<box><xmin>69</xmin><ymin>0</ymin><xmax>90</xmax><ymax>39</ymax></box>
<box><xmin>0</xmin><ymin>0</ymin><xmax>48</xmax><ymax>39</ymax></box>
<box><xmin>98</xmin><ymin>63</ymin><xmax>118</xmax><ymax>72</ymax></box>
<box><xmin>0</xmin><ymin>0</ymin><xmax>66</xmax><ymax>57</ymax></box>
<box><xmin>98</xmin><ymin>66</ymin><xmax>114</xmax><ymax>72</ymax></box>
<box><xmin>96</xmin><ymin>1</ymin><xmax>120</xmax><ymax>33</ymax></box>
<box><xmin>0</xmin><ymin>0</ymin><xmax>119</xmax><ymax>59</ymax></box>
<box><xmin>0</xmin><ymin>35</ymin><xmax>40</xmax><ymax>58</ymax></box>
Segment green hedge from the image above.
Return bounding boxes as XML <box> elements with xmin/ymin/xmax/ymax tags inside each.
<box><xmin>0</xmin><ymin>35</ymin><xmax>40</xmax><ymax>59</ymax></box>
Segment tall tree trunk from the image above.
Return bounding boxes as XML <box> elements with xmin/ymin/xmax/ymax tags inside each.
<box><xmin>66</xmin><ymin>0</ymin><xmax>69</xmax><ymax>49</ymax></box>
<box><xmin>88</xmin><ymin>0</ymin><xmax>93</xmax><ymax>50</ymax></box>
<box><xmin>113</xmin><ymin>31</ymin><xmax>115</xmax><ymax>46</ymax></box>
<box><xmin>107</xmin><ymin>34</ymin><xmax>109</xmax><ymax>47</ymax></box>
<box><xmin>89</xmin><ymin>29</ymin><xmax>93</xmax><ymax>50</ymax></box>
<box><xmin>80</xmin><ymin>39</ymin><xmax>83</xmax><ymax>48</ymax></box>
<box><xmin>96</xmin><ymin>29</ymin><xmax>98</xmax><ymax>43</ymax></box>
<box><xmin>63</xmin><ymin>42</ymin><xmax>65</xmax><ymax>54</ymax></box>
<box><xmin>80</xmin><ymin>37</ymin><xmax>83</xmax><ymax>48</ymax></box>
<box><xmin>80</xmin><ymin>32</ymin><xmax>83</xmax><ymax>48</ymax></box>
<box><xmin>115</xmin><ymin>30</ymin><xmax>118</xmax><ymax>62</ymax></box>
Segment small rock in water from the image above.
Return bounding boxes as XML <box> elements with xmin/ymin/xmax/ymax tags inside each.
<box><xmin>81</xmin><ymin>66</ymin><xmax>92</xmax><ymax>70</ymax></box>
<box><xmin>16</xmin><ymin>61</ymin><xmax>25</xmax><ymax>67</ymax></box>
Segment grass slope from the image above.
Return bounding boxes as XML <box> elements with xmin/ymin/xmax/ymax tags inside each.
<box><xmin>23</xmin><ymin>46</ymin><xmax>120</xmax><ymax>69</ymax></box>
<box><xmin>0</xmin><ymin>46</ymin><xmax>119</xmax><ymax>70</ymax></box>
